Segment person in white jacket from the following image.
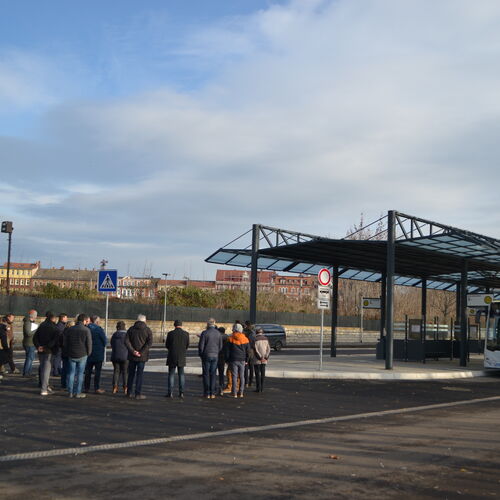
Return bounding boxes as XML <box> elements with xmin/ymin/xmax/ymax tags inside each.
<box><xmin>252</xmin><ymin>327</ymin><xmax>271</xmax><ymax>393</ymax></box>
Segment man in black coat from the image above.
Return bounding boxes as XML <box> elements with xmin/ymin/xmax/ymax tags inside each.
<box><xmin>165</xmin><ymin>320</ymin><xmax>190</xmax><ymax>398</ymax></box>
<box><xmin>0</xmin><ymin>322</ymin><xmax>10</xmax><ymax>381</ymax></box>
<box><xmin>33</xmin><ymin>313</ymin><xmax>59</xmax><ymax>396</ymax></box>
<box><xmin>125</xmin><ymin>314</ymin><xmax>153</xmax><ymax>400</ymax></box>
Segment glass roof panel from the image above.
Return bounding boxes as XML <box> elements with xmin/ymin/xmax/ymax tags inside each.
<box><xmin>207</xmin><ymin>250</ymin><xmax>242</xmax><ymax>264</ymax></box>
<box><xmin>226</xmin><ymin>254</ymin><xmax>252</xmax><ymax>266</ymax></box>
<box><xmin>290</xmin><ymin>262</ymin><xmax>317</xmax><ymax>273</ymax></box>
<box><xmin>266</xmin><ymin>260</ymin><xmax>295</xmax><ymax>271</ymax></box>
<box><xmin>256</xmin><ymin>257</ymin><xmax>281</xmax><ymax>269</ymax></box>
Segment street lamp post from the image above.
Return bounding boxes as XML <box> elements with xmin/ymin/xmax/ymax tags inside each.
<box><xmin>1</xmin><ymin>221</ymin><xmax>14</xmax><ymax>295</ymax></box>
<box><xmin>162</xmin><ymin>272</ymin><xmax>170</xmax><ymax>338</ymax></box>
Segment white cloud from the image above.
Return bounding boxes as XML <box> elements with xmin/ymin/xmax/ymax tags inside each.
<box><xmin>0</xmin><ymin>50</ymin><xmax>56</xmax><ymax>110</ymax></box>
<box><xmin>2</xmin><ymin>0</ymin><xmax>500</xmax><ymax>276</ymax></box>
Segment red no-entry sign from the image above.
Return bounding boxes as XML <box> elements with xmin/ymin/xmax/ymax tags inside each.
<box><xmin>318</xmin><ymin>268</ymin><xmax>331</xmax><ymax>286</ymax></box>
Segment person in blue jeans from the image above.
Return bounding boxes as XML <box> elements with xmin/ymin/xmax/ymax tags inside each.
<box><xmin>198</xmin><ymin>318</ymin><xmax>223</xmax><ymax>399</ymax></box>
<box><xmin>22</xmin><ymin>310</ymin><xmax>38</xmax><ymax>377</ymax></box>
<box><xmin>84</xmin><ymin>315</ymin><xmax>107</xmax><ymax>394</ymax></box>
<box><xmin>67</xmin><ymin>355</ymin><xmax>88</xmax><ymax>397</ymax></box>
<box><xmin>63</xmin><ymin>314</ymin><xmax>92</xmax><ymax>398</ymax></box>
<box><xmin>125</xmin><ymin>314</ymin><xmax>153</xmax><ymax>400</ymax></box>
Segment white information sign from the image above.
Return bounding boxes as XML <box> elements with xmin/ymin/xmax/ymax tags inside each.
<box><xmin>467</xmin><ymin>294</ymin><xmax>494</xmax><ymax>308</ymax></box>
<box><xmin>362</xmin><ymin>297</ymin><xmax>381</xmax><ymax>309</ymax></box>
<box><xmin>317</xmin><ymin>298</ymin><xmax>330</xmax><ymax>310</ymax></box>
<box><xmin>317</xmin><ymin>285</ymin><xmax>331</xmax><ymax>310</ymax></box>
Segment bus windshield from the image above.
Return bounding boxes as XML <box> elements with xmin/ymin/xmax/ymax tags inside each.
<box><xmin>486</xmin><ymin>302</ymin><xmax>500</xmax><ymax>351</ymax></box>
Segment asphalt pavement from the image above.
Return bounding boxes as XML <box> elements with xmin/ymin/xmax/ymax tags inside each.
<box><xmin>1</xmin><ymin>369</ymin><xmax>500</xmax><ymax>498</ymax></box>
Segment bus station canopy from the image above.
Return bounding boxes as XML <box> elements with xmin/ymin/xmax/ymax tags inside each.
<box><xmin>206</xmin><ymin>212</ymin><xmax>500</xmax><ymax>293</ymax></box>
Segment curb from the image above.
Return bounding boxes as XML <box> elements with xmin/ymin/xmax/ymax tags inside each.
<box><xmin>103</xmin><ymin>365</ymin><xmax>491</xmax><ymax>381</ymax></box>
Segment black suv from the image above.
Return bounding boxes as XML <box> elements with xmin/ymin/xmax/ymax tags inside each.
<box><xmin>255</xmin><ymin>324</ymin><xmax>286</xmax><ymax>351</ymax></box>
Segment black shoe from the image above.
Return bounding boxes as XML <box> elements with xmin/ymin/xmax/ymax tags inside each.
<box><xmin>179</xmin><ymin>393</ymin><xmax>184</xmax><ymax>399</ymax></box>
<box><xmin>165</xmin><ymin>393</ymin><xmax>173</xmax><ymax>398</ymax></box>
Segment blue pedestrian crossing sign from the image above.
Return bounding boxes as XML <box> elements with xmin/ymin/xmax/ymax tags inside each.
<box><xmin>98</xmin><ymin>270</ymin><xmax>117</xmax><ymax>292</ymax></box>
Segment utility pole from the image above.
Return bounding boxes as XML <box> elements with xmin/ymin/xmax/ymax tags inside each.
<box><xmin>1</xmin><ymin>221</ymin><xmax>14</xmax><ymax>295</ymax></box>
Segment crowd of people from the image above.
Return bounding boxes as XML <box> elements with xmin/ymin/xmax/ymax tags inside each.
<box><xmin>0</xmin><ymin>311</ymin><xmax>271</xmax><ymax>400</ymax></box>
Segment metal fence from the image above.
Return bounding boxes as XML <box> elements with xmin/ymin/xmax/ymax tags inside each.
<box><xmin>0</xmin><ymin>295</ymin><xmax>380</xmax><ymax>329</ymax></box>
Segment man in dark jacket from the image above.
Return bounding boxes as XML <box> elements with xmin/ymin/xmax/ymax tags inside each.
<box><xmin>84</xmin><ymin>315</ymin><xmax>107</xmax><ymax>394</ymax></box>
<box><xmin>0</xmin><ymin>321</ymin><xmax>10</xmax><ymax>381</ymax></box>
<box><xmin>63</xmin><ymin>314</ymin><xmax>92</xmax><ymax>398</ymax></box>
<box><xmin>125</xmin><ymin>314</ymin><xmax>153</xmax><ymax>400</ymax></box>
<box><xmin>198</xmin><ymin>318</ymin><xmax>223</xmax><ymax>399</ymax></box>
<box><xmin>56</xmin><ymin>313</ymin><xmax>68</xmax><ymax>388</ymax></box>
<box><xmin>165</xmin><ymin>320</ymin><xmax>190</xmax><ymax>398</ymax></box>
<box><xmin>243</xmin><ymin>320</ymin><xmax>256</xmax><ymax>387</ymax></box>
<box><xmin>110</xmin><ymin>321</ymin><xmax>128</xmax><ymax>394</ymax></box>
<box><xmin>1</xmin><ymin>313</ymin><xmax>18</xmax><ymax>374</ymax></box>
<box><xmin>51</xmin><ymin>313</ymin><xmax>67</xmax><ymax>379</ymax></box>
<box><xmin>217</xmin><ymin>326</ymin><xmax>229</xmax><ymax>396</ymax></box>
<box><xmin>33</xmin><ymin>312</ymin><xmax>59</xmax><ymax>396</ymax></box>
<box><xmin>22</xmin><ymin>309</ymin><xmax>38</xmax><ymax>377</ymax></box>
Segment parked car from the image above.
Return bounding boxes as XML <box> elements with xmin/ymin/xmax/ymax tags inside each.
<box><xmin>254</xmin><ymin>323</ymin><xmax>286</xmax><ymax>351</ymax></box>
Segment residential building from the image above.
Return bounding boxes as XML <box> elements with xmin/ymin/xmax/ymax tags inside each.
<box><xmin>32</xmin><ymin>268</ymin><xmax>97</xmax><ymax>290</ymax></box>
<box><xmin>273</xmin><ymin>274</ymin><xmax>316</xmax><ymax>297</ymax></box>
<box><xmin>117</xmin><ymin>276</ymin><xmax>159</xmax><ymax>299</ymax></box>
<box><xmin>0</xmin><ymin>261</ymin><xmax>40</xmax><ymax>291</ymax></box>
<box><xmin>214</xmin><ymin>269</ymin><xmax>316</xmax><ymax>298</ymax></box>
<box><xmin>157</xmin><ymin>279</ymin><xmax>216</xmax><ymax>293</ymax></box>
<box><xmin>215</xmin><ymin>269</ymin><xmax>275</xmax><ymax>291</ymax></box>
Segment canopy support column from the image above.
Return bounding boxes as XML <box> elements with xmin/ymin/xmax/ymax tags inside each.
<box><xmin>460</xmin><ymin>261</ymin><xmax>468</xmax><ymax>367</ymax></box>
<box><xmin>249</xmin><ymin>224</ymin><xmax>260</xmax><ymax>324</ymax></box>
<box><xmin>385</xmin><ymin>210</ymin><xmax>396</xmax><ymax>370</ymax></box>
<box><xmin>330</xmin><ymin>266</ymin><xmax>339</xmax><ymax>358</ymax></box>
<box><xmin>380</xmin><ymin>273</ymin><xmax>386</xmax><ymax>343</ymax></box>
<box><xmin>421</xmin><ymin>279</ymin><xmax>427</xmax><ymax>339</ymax></box>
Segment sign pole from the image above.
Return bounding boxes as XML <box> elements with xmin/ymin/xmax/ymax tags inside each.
<box><xmin>105</xmin><ymin>293</ymin><xmax>109</xmax><ymax>365</ymax></box>
<box><xmin>319</xmin><ymin>309</ymin><xmax>324</xmax><ymax>370</ymax></box>
<box><xmin>98</xmin><ymin>269</ymin><xmax>117</xmax><ymax>366</ymax></box>
<box><xmin>360</xmin><ymin>296</ymin><xmax>364</xmax><ymax>343</ymax></box>
<box><xmin>317</xmin><ymin>268</ymin><xmax>332</xmax><ymax>371</ymax></box>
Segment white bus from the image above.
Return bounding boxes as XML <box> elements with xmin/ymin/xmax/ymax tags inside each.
<box><xmin>485</xmin><ymin>300</ymin><xmax>500</xmax><ymax>368</ymax></box>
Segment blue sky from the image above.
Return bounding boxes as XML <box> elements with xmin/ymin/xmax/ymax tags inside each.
<box><xmin>0</xmin><ymin>0</ymin><xmax>284</xmax><ymax>132</ymax></box>
<box><xmin>1</xmin><ymin>0</ymin><xmax>499</xmax><ymax>279</ymax></box>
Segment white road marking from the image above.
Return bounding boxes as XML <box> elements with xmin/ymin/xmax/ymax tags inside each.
<box><xmin>1</xmin><ymin>395</ymin><xmax>499</xmax><ymax>463</ymax></box>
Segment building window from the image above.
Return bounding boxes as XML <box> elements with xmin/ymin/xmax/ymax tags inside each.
<box><xmin>20</xmin><ymin>279</ymin><xmax>24</xmax><ymax>285</ymax></box>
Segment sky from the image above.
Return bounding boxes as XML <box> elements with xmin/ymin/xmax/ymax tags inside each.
<box><xmin>1</xmin><ymin>0</ymin><xmax>499</xmax><ymax>279</ymax></box>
